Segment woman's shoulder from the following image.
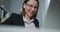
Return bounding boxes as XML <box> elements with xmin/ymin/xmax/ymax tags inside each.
<box><xmin>11</xmin><ymin>13</ymin><xmax>22</xmax><ymax>17</ymax></box>
<box><xmin>33</xmin><ymin>18</ymin><xmax>39</xmax><ymax>28</ymax></box>
<box><xmin>10</xmin><ymin>13</ymin><xmax>22</xmax><ymax>18</ymax></box>
<box><xmin>34</xmin><ymin>18</ymin><xmax>39</xmax><ymax>22</ymax></box>
<box><xmin>1</xmin><ymin>13</ymin><xmax>23</xmax><ymax>24</ymax></box>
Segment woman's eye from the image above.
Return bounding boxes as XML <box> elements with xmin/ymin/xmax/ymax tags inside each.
<box><xmin>26</xmin><ymin>4</ymin><xmax>38</xmax><ymax>9</ymax></box>
<box><xmin>26</xmin><ymin>4</ymin><xmax>32</xmax><ymax>7</ymax></box>
<box><xmin>34</xmin><ymin>7</ymin><xmax>37</xmax><ymax>9</ymax></box>
<box><xmin>28</xmin><ymin>5</ymin><xmax>33</xmax><ymax>7</ymax></box>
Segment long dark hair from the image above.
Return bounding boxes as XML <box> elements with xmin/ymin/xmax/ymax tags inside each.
<box><xmin>21</xmin><ymin>0</ymin><xmax>39</xmax><ymax>19</ymax></box>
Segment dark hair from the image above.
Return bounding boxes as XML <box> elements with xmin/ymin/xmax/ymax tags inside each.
<box><xmin>21</xmin><ymin>0</ymin><xmax>39</xmax><ymax>19</ymax></box>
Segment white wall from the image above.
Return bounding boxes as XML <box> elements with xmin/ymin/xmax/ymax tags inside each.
<box><xmin>9</xmin><ymin>0</ymin><xmax>24</xmax><ymax>14</ymax></box>
<box><xmin>39</xmin><ymin>0</ymin><xmax>51</xmax><ymax>28</ymax></box>
<box><xmin>44</xmin><ymin>0</ymin><xmax>60</xmax><ymax>29</ymax></box>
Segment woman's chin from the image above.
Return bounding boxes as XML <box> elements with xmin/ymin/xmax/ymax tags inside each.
<box><xmin>28</xmin><ymin>14</ymin><xmax>33</xmax><ymax>17</ymax></box>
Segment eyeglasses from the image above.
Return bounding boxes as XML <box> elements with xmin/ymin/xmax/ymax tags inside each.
<box><xmin>26</xmin><ymin>3</ymin><xmax>38</xmax><ymax>10</ymax></box>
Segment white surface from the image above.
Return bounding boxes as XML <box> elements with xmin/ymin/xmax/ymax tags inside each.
<box><xmin>0</xmin><ymin>26</ymin><xmax>60</xmax><ymax>32</ymax></box>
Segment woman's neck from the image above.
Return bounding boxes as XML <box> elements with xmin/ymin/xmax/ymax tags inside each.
<box><xmin>24</xmin><ymin>14</ymin><xmax>31</xmax><ymax>21</ymax></box>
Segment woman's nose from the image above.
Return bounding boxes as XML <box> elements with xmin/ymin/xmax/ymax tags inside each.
<box><xmin>31</xmin><ymin>7</ymin><xmax>35</xmax><ymax>11</ymax></box>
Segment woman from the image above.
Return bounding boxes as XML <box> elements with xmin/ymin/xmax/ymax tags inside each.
<box><xmin>1</xmin><ymin>0</ymin><xmax>39</xmax><ymax>28</ymax></box>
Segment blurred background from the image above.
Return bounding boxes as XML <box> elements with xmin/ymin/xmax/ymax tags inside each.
<box><xmin>0</xmin><ymin>0</ymin><xmax>60</xmax><ymax>32</ymax></box>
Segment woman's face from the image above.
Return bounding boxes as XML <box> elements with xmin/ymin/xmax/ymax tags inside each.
<box><xmin>23</xmin><ymin>0</ymin><xmax>38</xmax><ymax>17</ymax></box>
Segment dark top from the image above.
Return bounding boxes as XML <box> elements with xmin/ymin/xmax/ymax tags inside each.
<box><xmin>1</xmin><ymin>13</ymin><xmax>39</xmax><ymax>28</ymax></box>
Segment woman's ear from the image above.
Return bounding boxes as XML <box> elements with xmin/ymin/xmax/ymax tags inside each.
<box><xmin>23</xmin><ymin>3</ymin><xmax>26</xmax><ymax>8</ymax></box>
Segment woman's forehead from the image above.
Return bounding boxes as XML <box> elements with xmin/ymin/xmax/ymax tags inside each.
<box><xmin>26</xmin><ymin>0</ymin><xmax>38</xmax><ymax>6</ymax></box>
